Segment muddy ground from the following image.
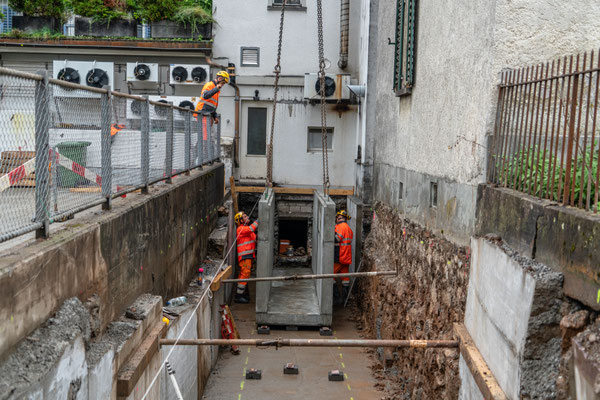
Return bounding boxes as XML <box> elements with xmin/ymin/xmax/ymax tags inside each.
<box><xmin>356</xmin><ymin>202</ymin><xmax>470</xmax><ymax>399</ymax></box>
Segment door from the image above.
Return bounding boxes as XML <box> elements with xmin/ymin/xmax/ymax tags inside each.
<box><xmin>240</xmin><ymin>101</ymin><xmax>269</xmax><ymax>179</ymax></box>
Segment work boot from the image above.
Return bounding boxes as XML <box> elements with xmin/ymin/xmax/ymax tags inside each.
<box><xmin>235</xmin><ymin>293</ymin><xmax>249</xmax><ymax>304</ymax></box>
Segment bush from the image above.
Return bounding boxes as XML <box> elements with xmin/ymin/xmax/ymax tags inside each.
<box><xmin>136</xmin><ymin>0</ymin><xmax>178</xmax><ymax>22</ymax></box>
<box><xmin>68</xmin><ymin>0</ymin><xmax>135</xmax><ymax>23</ymax></box>
<box><xmin>9</xmin><ymin>0</ymin><xmax>67</xmax><ymax>20</ymax></box>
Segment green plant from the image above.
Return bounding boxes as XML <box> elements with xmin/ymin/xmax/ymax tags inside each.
<box><xmin>68</xmin><ymin>0</ymin><xmax>133</xmax><ymax>23</ymax></box>
<box><xmin>9</xmin><ymin>0</ymin><xmax>67</xmax><ymax>20</ymax></box>
<box><xmin>496</xmin><ymin>146</ymin><xmax>600</xmax><ymax>210</ymax></box>
<box><xmin>173</xmin><ymin>3</ymin><xmax>213</xmax><ymax>37</ymax></box>
<box><xmin>136</xmin><ymin>0</ymin><xmax>177</xmax><ymax>22</ymax></box>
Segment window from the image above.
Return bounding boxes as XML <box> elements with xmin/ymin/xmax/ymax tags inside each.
<box><xmin>241</xmin><ymin>47</ymin><xmax>260</xmax><ymax>67</ymax></box>
<box><xmin>268</xmin><ymin>0</ymin><xmax>306</xmax><ymax>10</ymax></box>
<box><xmin>430</xmin><ymin>182</ymin><xmax>438</xmax><ymax>208</ymax></box>
<box><xmin>247</xmin><ymin>107</ymin><xmax>267</xmax><ymax>155</ymax></box>
<box><xmin>393</xmin><ymin>0</ymin><xmax>418</xmax><ymax>96</ymax></box>
<box><xmin>307</xmin><ymin>127</ymin><xmax>333</xmax><ymax>152</ymax></box>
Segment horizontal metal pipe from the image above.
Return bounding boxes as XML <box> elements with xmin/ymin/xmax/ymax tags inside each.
<box><xmin>222</xmin><ymin>270</ymin><xmax>397</xmax><ymax>283</ymax></box>
<box><xmin>48</xmin><ymin>77</ymin><xmax>108</xmax><ymax>94</ymax></box>
<box><xmin>0</xmin><ymin>66</ymin><xmax>43</xmax><ymax>81</ymax></box>
<box><xmin>160</xmin><ymin>338</ymin><xmax>458</xmax><ymax>348</ymax></box>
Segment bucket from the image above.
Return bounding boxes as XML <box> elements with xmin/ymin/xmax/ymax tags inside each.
<box><xmin>55</xmin><ymin>141</ymin><xmax>91</xmax><ymax>187</ymax></box>
<box><xmin>279</xmin><ymin>239</ymin><xmax>291</xmax><ymax>254</ymax></box>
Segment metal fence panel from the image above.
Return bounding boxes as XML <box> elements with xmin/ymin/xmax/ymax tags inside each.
<box><xmin>489</xmin><ymin>49</ymin><xmax>600</xmax><ymax>212</ymax></box>
<box><xmin>111</xmin><ymin>94</ymin><xmax>144</xmax><ymax>194</ymax></box>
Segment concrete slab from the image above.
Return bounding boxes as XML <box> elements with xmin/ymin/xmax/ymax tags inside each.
<box><xmin>202</xmin><ymin>290</ymin><xmax>380</xmax><ymax>400</ymax></box>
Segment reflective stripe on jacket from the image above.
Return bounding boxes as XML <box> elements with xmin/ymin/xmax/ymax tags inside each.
<box><xmin>196</xmin><ymin>80</ymin><xmax>220</xmax><ymax>115</ymax></box>
<box><xmin>237</xmin><ymin>220</ymin><xmax>258</xmax><ymax>262</ymax></box>
<box><xmin>334</xmin><ymin>221</ymin><xmax>353</xmax><ymax>265</ymax></box>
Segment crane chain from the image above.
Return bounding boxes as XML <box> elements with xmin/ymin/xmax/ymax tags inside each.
<box><xmin>316</xmin><ymin>0</ymin><xmax>330</xmax><ymax>195</ymax></box>
<box><xmin>266</xmin><ymin>0</ymin><xmax>287</xmax><ymax>187</ymax></box>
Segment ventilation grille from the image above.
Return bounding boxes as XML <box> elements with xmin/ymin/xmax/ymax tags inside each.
<box><xmin>241</xmin><ymin>47</ymin><xmax>260</xmax><ymax>67</ymax></box>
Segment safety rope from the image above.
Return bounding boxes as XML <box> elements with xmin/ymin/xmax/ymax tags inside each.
<box><xmin>266</xmin><ymin>0</ymin><xmax>287</xmax><ymax>187</ymax></box>
<box><xmin>316</xmin><ymin>0</ymin><xmax>330</xmax><ymax>195</ymax></box>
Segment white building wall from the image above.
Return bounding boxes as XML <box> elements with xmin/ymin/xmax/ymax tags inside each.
<box><xmin>212</xmin><ymin>0</ymin><xmax>361</xmax><ymax>187</ymax></box>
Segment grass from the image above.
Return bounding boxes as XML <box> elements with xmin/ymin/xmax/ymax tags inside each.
<box><xmin>496</xmin><ymin>145</ymin><xmax>600</xmax><ymax>210</ymax></box>
<box><xmin>0</xmin><ymin>28</ymin><xmax>209</xmax><ymax>41</ymax></box>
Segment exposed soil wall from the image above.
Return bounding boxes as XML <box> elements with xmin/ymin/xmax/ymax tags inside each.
<box><xmin>356</xmin><ymin>202</ymin><xmax>469</xmax><ymax>399</ymax></box>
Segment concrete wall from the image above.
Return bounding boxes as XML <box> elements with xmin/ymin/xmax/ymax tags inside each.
<box><xmin>311</xmin><ymin>191</ymin><xmax>334</xmax><ymax>322</ymax></box>
<box><xmin>256</xmin><ymin>188</ymin><xmax>275</xmax><ymax>314</ymax></box>
<box><xmin>0</xmin><ymin>165</ymin><xmax>224</xmax><ymax>360</ymax></box>
<box><xmin>462</xmin><ymin>237</ymin><xmax>564</xmax><ymax>399</ymax></box>
<box><xmin>366</xmin><ymin>0</ymin><xmax>600</xmax><ymax>240</ymax></box>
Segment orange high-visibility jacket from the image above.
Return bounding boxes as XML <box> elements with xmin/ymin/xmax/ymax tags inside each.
<box><xmin>195</xmin><ymin>80</ymin><xmax>220</xmax><ymax>115</ymax></box>
<box><xmin>237</xmin><ymin>220</ymin><xmax>258</xmax><ymax>262</ymax></box>
<box><xmin>334</xmin><ymin>221</ymin><xmax>353</xmax><ymax>265</ymax></box>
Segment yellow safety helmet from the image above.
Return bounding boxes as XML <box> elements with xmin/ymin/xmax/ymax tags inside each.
<box><xmin>216</xmin><ymin>70</ymin><xmax>230</xmax><ymax>83</ymax></box>
<box><xmin>234</xmin><ymin>212</ymin><xmax>244</xmax><ymax>225</ymax></box>
<box><xmin>336</xmin><ymin>210</ymin><xmax>351</xmax><ymax>220</ymax></box>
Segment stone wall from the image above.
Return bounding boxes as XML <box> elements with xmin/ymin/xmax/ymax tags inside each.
<box><xmin>356</xmin><ymin>202</ymin><xmax>469</xmax><ymax>399</ymax></box>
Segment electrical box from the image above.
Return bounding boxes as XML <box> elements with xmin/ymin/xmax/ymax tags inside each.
<box><xmin>303</xmin><ymin>73</ymin><xmax>351</xmax><ymax>101</ymax></box>
<box><xmin>169</xmin><ymin>64</ymin><xmax>210</xmax><ymax>85</ymax></box>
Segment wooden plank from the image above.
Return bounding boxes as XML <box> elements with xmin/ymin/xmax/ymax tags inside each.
<box><xmin>230</xmin><ymin>176</ymin><xmax>239</xmax><ymax>214</ymax></box>
<box><xmin>210</xmin><ymin>265</ymin><xmax>233</xmax><ymax>292</ymax></box>
<box><xmin>235</xmin><ymin>186</ymin><xmax>354</xmax><ymax>196</ymax></box>
<box><xmin>116</xmin><ymin>320</ymin><xmax>168</xmax><ymax>397</ymax></box>
<box><xmin>69</xmin><ymin>187</ymin><xmax>102</xmax><ymax>193</ymax></box>
<box><xmin>453</xmin><ymin>323</ymin><xmax>508</xmax><ymax>400</ymax></box>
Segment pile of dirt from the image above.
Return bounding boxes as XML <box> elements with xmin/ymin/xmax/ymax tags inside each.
<box><xmin>356</xmin><ymin>202</ymin><xmax>469</xmax><ymax>399</ymax></box>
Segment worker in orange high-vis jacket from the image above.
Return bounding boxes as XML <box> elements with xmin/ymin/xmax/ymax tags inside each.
<box><xmin>234</xmin><ymin>211</ymin><xmax>258</xmax><ymax>304</ymax></box>
<box><xmin>196</xmin><ymin>71</ymin><xmax>229</xmax><ymax>146</ymax></box>
<box><xmin>334</xmin><ymin>210</ymin><xmax>353</xmax><ymax>305</ymax></box>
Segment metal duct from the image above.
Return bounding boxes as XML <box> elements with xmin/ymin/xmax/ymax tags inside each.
<box><xmin>338</xmin><ymin>0</ymin><xmax>349</xmax><ymax>69</ymax></box>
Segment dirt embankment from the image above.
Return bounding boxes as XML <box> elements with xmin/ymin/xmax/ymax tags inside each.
<box><xmin>356</xmin><ymin>202</ymin><xmax>469</xmax><ymax>399</ymax></box>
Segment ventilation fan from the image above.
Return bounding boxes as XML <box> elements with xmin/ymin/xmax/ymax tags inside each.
<box><xmin>154</xmin><ymin>100</ymin><xmax>169</xmax><ymax>117</ymax></box>
<box><xmin>191</xmin><ymin>67</ymin><xmax>207</xmax><ymax>83</ymax></box>
<box><xmin>178</xmin><ymin>100</ymin><xmax>195</xmax><ymax>110</ymax></box>
<box><xmin>171</xmin><ymin>66</ymin><xmax>188</xmax><ymax>83</ymax></box>
<box><xmin>57</xmin><ymin>67</ymin><xmax>80</xmax><ymax>84</ymax></box>
<box><xmin>134</xmin><ymin>64</ymin><xmax>151</xmax><ymax>81</ymax></box>
<box><xmin>315</xmin><ymin>76</ymin><xmax>336</xmax><ymax>97</ymax></box>
<box><xmin>86</xmin><ymin>68</ymin><xmax>109</xmax><ymax>88</ymax></box>
<box><xmin>130</xmin><ymin>100</ymin><xmax>142</xmax><ymax>115</ymax></box>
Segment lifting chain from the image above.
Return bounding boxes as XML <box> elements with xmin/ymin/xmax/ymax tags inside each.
<box><xmin>316</xmin><ymin>0</ymin><xmax>330</xmax><ymax>195</ymax></box>
<box><xmin>266</xmin><ymin>0</ymin><xmax>287</xmax><ymax>187</ymax></box>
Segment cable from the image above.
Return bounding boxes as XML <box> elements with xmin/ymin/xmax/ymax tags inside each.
<box><xmin>141</xmin><ymin>196</ymin><xmax>261</xmax><ymax>399</ymax></box>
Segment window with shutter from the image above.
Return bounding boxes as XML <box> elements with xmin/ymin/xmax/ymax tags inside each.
<box><xmin>241</xmin><ymin>47</ymin><xmax>260</xmax><ymax>67</ymax></box>
<box><xmin>393</xmin><ymin>0</ymin><xmax>418</xmax><ymax>96</ymax></box>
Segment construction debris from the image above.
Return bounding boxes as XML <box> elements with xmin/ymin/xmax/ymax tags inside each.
<box><xmin>246</xmin><ymin>368</ymin><xmax>262</xmax><ymax>380</ymax></box>
<box><xmin>328</xmin><ymin>370</ymin><xmax>344</xmax><ymax>381</ymax></box>
<box><xmin>319</xmin><ymin>327</ymin><xmax>333</xmax><ymax>336</ymax></box>
<box><xmin>283</xmin><ymin>363</ymin><xmax>299</xmax><ymax>375</ymax></box>
<box><xmin>257</xmin><ymin>325</ymin><xmax>270</xmax><ymax>335</ymax></box>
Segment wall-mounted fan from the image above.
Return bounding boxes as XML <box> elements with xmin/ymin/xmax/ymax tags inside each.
<box><xmin>86</xmin><ymin>69</ymin><xmax>109</xmax><ymax>88</ymax></box>
<box><xmin>134</xmin><ymin>64</ymin><xmax>151</xmax><ymax>81</ymax></box>
<box><xmin>155</xmin><ymin>99</ymin><xmax>169</xmax><ymax>117</ymax></box>
<box><xmin>178</xmin><ymin>100</ymin><xmax>195</xmax><ymax>110</ymax></box>
<box><xmin>315</xmin><ymin>76</ymin><xmax>336</xmax><ymax>97</ymax></box>
<box><xmin>191</xmin><ymin>67</ymin><xmax>207</xmax><ymax>83</ymax></box>
<box><xmin>57</xmin><ymin>67</ymin><xmax>81</xmax><ymax>84</ymax></box>
<box><xmin>130</xmin><ymin>100</ymin><xmax>142</xmax><ymax>115</ymax></box>
<box><xmin>171</xmin><ymin>66</ymin><xmax>188</xmax><ymax>82</ymax></box>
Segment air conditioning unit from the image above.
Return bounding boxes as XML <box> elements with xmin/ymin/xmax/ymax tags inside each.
<box><xmin>126</xmin><ymin>62</ymin><xmax>159</xmax><ymax>87</ymax></box>
<box><xmin>126</xmin><ymin>96</ymin><xmax>197</xmax><ymax>120</ymax></box>
<box><xmin>169</xmin><ymin>64</ymin><xmax>210</xmax><ymax>85</ymax></box>
<box><xmin>303</xmin><ymin>73</ymin><xmax>351</xmax><ymax>101</ymax></box>
<box><xmin>52</xmin><ymin>60</ymin><xmax>114</xmax><ymax>97</ymax></box>
<box><xmin>171</xmin><ymin>96</ymin><xmax>199</xmax><ymax>120</ymax></box>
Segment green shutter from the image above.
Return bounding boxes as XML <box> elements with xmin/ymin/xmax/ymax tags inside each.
<box><xmin>393</xmin><ymin>0</ymin><xmax>417</xmax><ymax>96</ymax></box>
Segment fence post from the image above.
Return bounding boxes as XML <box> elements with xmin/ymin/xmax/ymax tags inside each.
<box><xmin>101</xmin><ymin>85</ymin><xmax>112</xmax><ymax>210</ymax></box>
<box><xmin>166</xmin><ymin>103</ymin><xmax>174</xmax><ymax>184</ymax></box>
<box><xmin>207</xmin><ymin>115</ymin><xmax>213</xmax><ymax>163</ymax></box>
<box><xmin>34</xmin><ymin>70</ymin><xmax>50</xmax><ymax>239</ymax></box>
<box><xmin>563</xmin><ymin>74</ymin><xmax>579</xmax><ymax>205</ymax></box>
<box><xmin>198</xmin><ymin>114</ymin><xmax>204</xmax><ymax>168</ymax></box>
<box><xmin>216</xmin><ymin>113</ymin><xmax>221</xmax><ymax>162</ymax></box>
<box><xmin>141</xmin><ymin>96</ymin><xmax>150</xmax><ymax>193</ymax></box>
<box><xmin>185</xmin><ymin>111</ymin><xmax>191</xmax><ymax>176</ymax></box>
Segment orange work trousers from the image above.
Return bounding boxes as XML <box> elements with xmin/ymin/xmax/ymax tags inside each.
<box><xmin>334</xmin><ymin>262</ymin><xmax>350</xmax><ymax>284</ymax></box>
<box><xmin>237</xmin><ymin>259</ymin><xmax>253</xmax><ymax>294</ymax></box>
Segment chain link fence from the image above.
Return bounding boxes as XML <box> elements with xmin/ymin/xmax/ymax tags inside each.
<box><xmin>0</xmin><ymin>67</ymin><xmax>221</xmax><ymax>243</ymax></box>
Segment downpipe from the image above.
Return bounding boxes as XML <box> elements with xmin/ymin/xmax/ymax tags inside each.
<box><xmin>338</xmin><ymin>0</ymin><xmax>350</xmax><ymax>69</ymax></box>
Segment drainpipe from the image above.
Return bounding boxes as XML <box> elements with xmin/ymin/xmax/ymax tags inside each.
<box><xmin>338</xmin><ymin>0</ymin><xmax>350</xmax><ymax>69</ymax></box>
<box><xmin>205</xmin><ymin>56</ymin><xmax>241</xmax><ymax>168</ymax></box>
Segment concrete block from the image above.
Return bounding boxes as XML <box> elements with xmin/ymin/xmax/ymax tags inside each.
<box><xmin>463</xmin><ymin>237</ymin><xmax>564</xmax><ymax>399</ymax></box>
<box><xmin>256</xmin><ymin>188</ymin><xmax>275</xmax><ymax>314</ymax></box>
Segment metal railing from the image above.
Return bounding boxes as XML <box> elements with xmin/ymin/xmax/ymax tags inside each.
<box><xmin>0</xmin><ymin>67</ymin><xmax>221</xmax><ymax>243</ymax></box>
<box><xmin>488</xmin><ymin>49</ymin><xmax>600</xmax><ymax>212</ymax></box>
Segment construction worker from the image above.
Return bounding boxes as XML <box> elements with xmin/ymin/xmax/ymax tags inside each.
<box><xmin>196</xmin><ymin>71</ymin><xmax>229</xmax><ymax>136</ymax></box>
<box><xmin>234</xmin><ymin>211</ymin><xmax>258</xmax><ymax>304</ymax></box>
<box><xmin>334</xmin><ymin>210</ymin><xmax>353</xmax><ymax>305</ymax></box>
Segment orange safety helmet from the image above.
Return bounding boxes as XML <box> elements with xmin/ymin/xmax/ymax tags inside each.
<box><xmin>336</xmin><ymin>210</ymin><xmax>351</xmax><ymax>220</ymax></box>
